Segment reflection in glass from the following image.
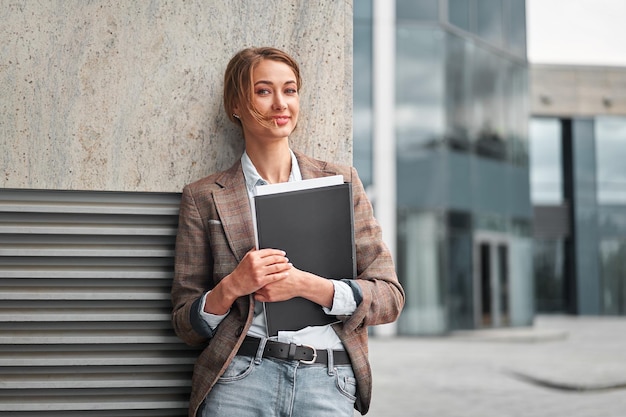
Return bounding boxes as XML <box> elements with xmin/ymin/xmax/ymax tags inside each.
<box><xmin>353</xmin><ymin>22</ymin><xmax>373</xmax><ymax>187</ymax></box>
<box><xmin>477</xmin><ymin>0</ymin><xmax>504</xmax><ymax>47</ymax></box>
<box><xmin>396</xmin><ymin>27</ymin><xmax>444</xmax><ymax>155</ymax></box>
<box><xmin>504</xmin><ymin>0</ymin><xmax>527</xmax><ymax>58</ymax></box>
<box><xmin>529</xmin><ymin>118</ymin><xmax>563</xmax><ymax>203</ymax></box>
<box><xmin>505</xmin><ymin>60</ymin><xmax>529</xmax><ymax>166</ymax></box>
<box><xmin>596</xmin><ymin>117</ymin><xmax>626</xmax><ymax>204</ymax></box>
<box><xmin>396</xmin><ymin>0</ymin><xmax>439</xmax><ymax>21</ymax></box>
<box><xmin>446</xmin><ymin>212</ymin><xmax>473</xmax><ymax>330</ymax></box>
<box><xmin>599</xmin><ymin>239</ymin><xmax>626</xmax><ymax>314</ymax></box>
<box><xmin>397</xmin><ymin>210</ymin><xmax>446</xmax><ymax>335</ymax></box>
<box><xmin>508</xmin><ymin>235</ymin><xmax>534</xmax><ymax>325</ymax></box>
<box><xmin>598</xmin><ymin>205</ymin><xmax>626</xmax><ymax>235</ymax></box>
<box><xmin>445</xmin><ymin>33</ymin><xmax>472</xmax><ymax>151</ymax></box>
<box><xmin>534</xmin><ymin>239</ymin><xmax>565</xmax><ymax>312</ymax></box>
<box><xmin>472</xmin><ymin>47</ymin><xmax>507</xmax><ymax>160</ymax></box>
<box><xmin>353</xmin><ymin>0</ymin><xmax>372</xmax><ymax>20</ymax></box>
<box><xmin>396</xmin><ymin>23</ymin><xmax>526</xmax><ymax>162</ymax></box>
<box><xmin>448</xmin><ymin>0</ymin><xmax>470</xmax><ymax>32</ymax></box>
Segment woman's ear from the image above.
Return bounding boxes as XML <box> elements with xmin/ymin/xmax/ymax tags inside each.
<box><xmin>231</xmin><ymin>104</ymin><xmax>241</xmax><ymax>120</ymax></box>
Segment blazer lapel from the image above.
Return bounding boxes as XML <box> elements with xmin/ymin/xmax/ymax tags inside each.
<box><xmin>295</xmin><ymin>151</ymin><xmax>341</xmax><ymax>180</ymax></box>
<box><xmin>212</xmin><ymin>162</ymin><xmax>256</xmax><ymax>262</ymax></box>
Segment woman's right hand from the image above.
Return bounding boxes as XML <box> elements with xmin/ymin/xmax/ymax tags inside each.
<box><xmin>203</xmin><ymin>248</ymin><xmax>291</xmax><ymax>315</ymax></box>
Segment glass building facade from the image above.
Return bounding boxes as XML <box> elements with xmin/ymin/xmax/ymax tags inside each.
<box><xmin>530</xmin><ymin>116</ymin><xmax>626</xmax><ymax>315</ymax></box>
<box><xmin>354</xmin><ymin>0</ymin><xmax>533</xmax><ymax>335</ymax></box>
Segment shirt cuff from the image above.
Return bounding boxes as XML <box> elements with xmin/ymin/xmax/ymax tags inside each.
<box><xmin>199</xmin><ymin>291</ymin><xmax>229</xmax><ymax>329</ymax></box>
<box><xmin>323</xmin><ymin>280</ymin><xmax>357</xmax><ymax>316</ymax></box>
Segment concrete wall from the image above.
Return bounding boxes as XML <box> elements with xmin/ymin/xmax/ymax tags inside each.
<box><xmin>531</xmin><ymin>64</ymin><xmax>626</xmax><ymax>117</ymax></box>
<box><xmin>1</xmin><ymin>1</ymin><xmax>353</xmax><ymax>192</ymax></box>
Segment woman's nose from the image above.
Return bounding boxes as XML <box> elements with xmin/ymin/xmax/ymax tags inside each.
<box><xmin>273</xmin><ymin>94</ymin><xmax>287</xmax><ymax>110</ymax></box>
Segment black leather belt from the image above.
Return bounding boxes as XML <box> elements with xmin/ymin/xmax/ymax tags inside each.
<box><xmin>237</xmin><ymin>336</ymin><xmax>351</xmax><ymax>366</ymax></box>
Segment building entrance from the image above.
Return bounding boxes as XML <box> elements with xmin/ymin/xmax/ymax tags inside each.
<box><xmin>474</xmin><ymin>233</ymin><xmax>510</xmax><ymax>328</ymax></box>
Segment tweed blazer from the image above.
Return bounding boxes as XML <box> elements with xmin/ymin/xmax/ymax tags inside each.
<box><xmin>171</xmin><ymin>151</ymin><xmax>404</xmax><ymax>416</ymax></box>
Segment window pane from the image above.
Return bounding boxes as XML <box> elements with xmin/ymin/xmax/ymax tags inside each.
<box><xmin>529</xmin><ymin>118</ymin><xmax>563</xmax><ymax>203</ymax></box>
<box><xmin>598</xmin><ymin>205</ymin><xmax>626</xmax><ymax>236</ymax></box>
<box><xmin>506</xmin><ymin>62</ymin><xmax>529</xmax><ymax>166</ymax></box>
<box><xmin>477</xmin><ymin>0</ymin><xmax>504</xmax><ymax>47</ymax></box>
<box><xmin>354</xmin><ymin>0</ymin><xmax>372</xmax><ymax>20</ymax></box>
<box><xmin>599</xmin><ymin>239</ymin><xmax>626</xmax><ymax>314</ymax></box>
<box><xmin>448</xmin><ymin>0</ymin><xmax>470</xmax><ymax>31</ymax></box>
<box><xmin>504</xmin><ymin>0</ymin><xmax>527</xmax><ymax>57</ymax></box>
<box><xmin>446</xmin><ymin>211</ymin><xmax>474</xmax><ymax>330</ymax></box>
<box><xmin>396</xmin><ymin>27</ymin><xmax>444</xmax><ymax>154</ymax></box>
<box><xmin>353</xmin><ymin>23</ymin><xmax>373</xmax><ymax>187</ymax></box>
<box><xmin>596</xmin><ymin>116</ymin><xmax>626</xmax><ymax>204</ymax></box>
<box><xmin>472</xmin><ymin>47</ymin><xmax>507</xmax><ymax>160</ymax></box>
<box><xmin>534</xmin><ymin>239</ymin><xmax>566</xmax><ymax>312</ymax></box>
<box><xmin>396</xmin><ymin>0</ymin><xmax>439</xmax><ymax>21</ymax></box>
<box><xmin>444</xmin><ymin>33</ymin><xmax>472</xmax><ymax>151</ymax></box>
<box><xmin>397</xmin><ymin>210</ymin><xmax>446</xmax><ymax>335</ymax></box>
<box><xmin>509</xmin><ymin>235</ymin><xmax>534</xmax><ymax>325</ymax></box>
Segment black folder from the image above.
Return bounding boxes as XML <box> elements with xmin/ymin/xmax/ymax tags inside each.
<box><xmin>253</xmin><ymin>180</ymin><xmax>356</xmax><ymax>336</ymax></box>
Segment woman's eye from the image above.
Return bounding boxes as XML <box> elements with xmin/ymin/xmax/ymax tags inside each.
<box><xmin>285</xmin><ymin>88</ymin><xmax>298</xmax><ymax>95</ymax></box>
<box><xmin>256</xmin><ymin>88</ymin><xmax>271</xmax><ymax>95</ymax></box>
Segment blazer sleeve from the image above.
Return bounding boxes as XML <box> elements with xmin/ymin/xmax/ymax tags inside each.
<box><xmin>171</xmin><ymin>184</ymin><xmax>215</xmax><ymax>346</ymax></box>
<box><xmin>341</xmin><ymin>167</ymin><xmax>405</xmax><ymax>333</ymax></box>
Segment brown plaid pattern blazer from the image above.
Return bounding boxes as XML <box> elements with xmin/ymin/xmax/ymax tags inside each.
<box><xmin>171</xmin><ymin>151</ymin><xmax>404</xmax><ymax>416</ymax></box>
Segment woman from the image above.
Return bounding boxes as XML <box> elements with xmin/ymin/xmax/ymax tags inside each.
<box><xmin>171</xmin><ymin>47</ymin><xmax>404</xmax><ymax>417</ymax></box>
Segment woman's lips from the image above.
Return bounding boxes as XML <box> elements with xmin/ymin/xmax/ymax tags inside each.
<box><xmin>273</xmin><ymin>116</ymin><xmax>290</xmax><ymax>126</ymax></box>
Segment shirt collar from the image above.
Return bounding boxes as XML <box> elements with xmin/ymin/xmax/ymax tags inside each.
<box><xmin>241</xmin><ymin>149</ymin><xmax>302</xmax><ymax>196</ymax></box>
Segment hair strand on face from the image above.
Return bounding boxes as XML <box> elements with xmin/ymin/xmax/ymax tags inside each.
<box><xmin>223</xmin><ymin>47</ymin><xmax>302</xmax><ymax>128</ymax></box>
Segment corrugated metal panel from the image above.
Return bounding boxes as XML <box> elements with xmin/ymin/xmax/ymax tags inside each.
<box><xmin>0</xmin><ymin>189</ymin><xmax>201</xmax><ymax>416</ymax></box>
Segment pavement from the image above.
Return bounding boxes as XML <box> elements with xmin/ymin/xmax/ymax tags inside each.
<box><xmin>362</xmin><ymin>315</ymin><xmax>626</xmax><ymax>417</ymax></box>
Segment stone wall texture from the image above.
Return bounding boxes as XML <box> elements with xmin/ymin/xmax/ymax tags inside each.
<box><xmin>1</xmin><ymin>1</ymin><xmax>353</xmax><ymax>192</ymax></box>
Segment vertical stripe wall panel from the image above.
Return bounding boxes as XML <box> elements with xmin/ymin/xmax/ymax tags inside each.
<box><xmin>0</xmin><ymin>189</ymin><xmax>202</xmax><ymax>416</ymax></box>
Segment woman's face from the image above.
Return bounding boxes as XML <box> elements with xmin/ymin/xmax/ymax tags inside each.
<box><xmin>236</xmin><ymin>59</ymin><xmax>300</xmax><ymax>145</ymax></box>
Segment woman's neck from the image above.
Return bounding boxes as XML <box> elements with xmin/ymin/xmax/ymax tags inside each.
<box><xmin>246</xmin><ymin>142</ymin><xmax>292</xmax><ymax>184</ymax></box>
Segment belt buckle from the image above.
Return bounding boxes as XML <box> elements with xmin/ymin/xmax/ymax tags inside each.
<box><xmin>299</xmin><ymin>344</ymin><xmax>318</xmax><ymax>365</ymax></box>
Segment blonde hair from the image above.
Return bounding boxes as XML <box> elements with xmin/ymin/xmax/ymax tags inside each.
<box><xmin>223</xmin><ymin>47</ymin><xmax>302</xmax><ymax>127</ymax></box>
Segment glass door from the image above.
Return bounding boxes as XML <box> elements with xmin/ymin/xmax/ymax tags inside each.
<box><xmin>474</xmin><ymin>233</ymin><xmax>510</xmax><ymax>328</ymax></box>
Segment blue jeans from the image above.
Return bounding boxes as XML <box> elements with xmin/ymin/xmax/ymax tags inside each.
<box><xmin>198</xmin><ymin>347</ymin><xmax>357</xmax><ymax>417</ymax></box>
